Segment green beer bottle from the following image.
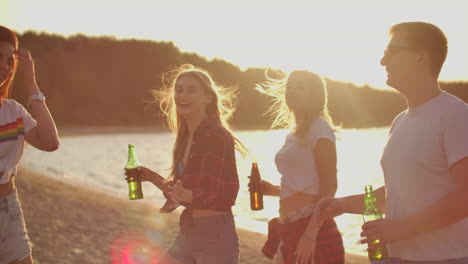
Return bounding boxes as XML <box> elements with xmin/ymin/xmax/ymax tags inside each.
<box><xmin>126</xmin><ymin>144</ymin><xmax>143</xmax><ymax>200</ymax></box>
<box><xmin>363</xmin><ymin>185</ymin><xmax>388</xmax><ymax>261</ymax></box>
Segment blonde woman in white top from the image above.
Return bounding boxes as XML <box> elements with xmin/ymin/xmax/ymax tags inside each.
<box><xmin>256</xmin><ymin>70</ymin><xmax>344</xmax><ymax>264</ymax></box>
<box><xmin>0</xmin><ymin>25</ymin><xmax>60</xmax><ymax>264</ymax></box>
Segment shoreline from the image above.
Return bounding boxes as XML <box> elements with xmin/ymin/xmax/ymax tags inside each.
<box><xmin>56</xmin><ymin>125</ymin><xmax>389</xmax><ymax>137</ymax></box>
<box><xmin>57</xmin><ymin>125</ymin><xmax>170</xmax><ymax>137</ymax></box>
<box><xmin>16</xmin><ymin>166</ymin><xmax>368</xmax><ymax>263</ymax></box>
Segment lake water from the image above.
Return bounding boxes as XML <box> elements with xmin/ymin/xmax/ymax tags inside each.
<box><xmin>21</xmin><ymin>127</ymin><xmax>389</xmax><ymax>256</ymax></box>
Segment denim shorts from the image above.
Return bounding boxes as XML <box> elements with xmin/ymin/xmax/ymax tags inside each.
<box><xmin>372</xmin><ymin>257</ymin><xmax>468</xmax><ymax>264</ymax></box>
<box><xmin>0</xmin><ymin>190</ymin><xmax>31</xmax><ymax>264</ymax></box>
<box><xmin>166</xmin><ymin>211</ymin><xmax>239</xmax><ymax>264</ymax></box>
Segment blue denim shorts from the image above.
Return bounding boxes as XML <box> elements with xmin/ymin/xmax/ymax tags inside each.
<box><xmin>0</xmin><ymin>190</ymin><xmax>31</xmax><ymax>264</ymax></box>
<box><xmin>166</xmin><ymin>211</ymin><xmax>239</xmax><ymax>264</ymax></box>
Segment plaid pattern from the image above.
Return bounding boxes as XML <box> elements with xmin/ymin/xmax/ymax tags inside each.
<box><xmin>262</xmin><ymin>217</ymin><xmax>282</xmax><ymax>259</ymax></box>
<box><xmin>262</xmin><ymin>216</ymin><xmax>344</xmax><ymax>264</ymax></box>
<box><xmin>175</xmin><ymin>117</ymin><xmax>239</xmax><ymax>211</ymax></box>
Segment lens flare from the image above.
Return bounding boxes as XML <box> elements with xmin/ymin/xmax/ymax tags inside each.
<box><xmin>110</xmin><ymin>232</ymin><xmax>165</xmax><ymax>264</ymax></box>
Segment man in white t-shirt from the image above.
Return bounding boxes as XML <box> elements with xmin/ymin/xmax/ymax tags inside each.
<box><xmin>318</xmin><ymin>22</ymin><xmax>468</xmax><ymax>263</ymax></box>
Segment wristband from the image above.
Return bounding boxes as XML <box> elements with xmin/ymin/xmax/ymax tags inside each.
<box><xmin>29</xmin><ymin>92</ymin><xmax>46</xmax><ymax>103</ymax></box>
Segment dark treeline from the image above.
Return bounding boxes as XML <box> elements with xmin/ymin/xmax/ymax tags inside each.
<box><xmin>11</xmin><ymin>31</ymin><xmax>468</xmax><ymax>129</ymax></box>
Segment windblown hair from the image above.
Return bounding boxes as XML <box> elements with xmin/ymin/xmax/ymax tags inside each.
<box><xmin>0</xmin><ymin>26</ymin><xmax>19</xmax><ymax>101</ymax></box>
<box><xmin>257</xmin><ymin>70</ymin><xmax>336</xmax><ymax>138</ymax></box>
<box><xmin>390</xmin><ymin>22</ymin><xmax>448</xmax><ymax>78</ymax></box>
<box><xmin>154</xmin><ymin>64</ymin><xmax>247</xmax><ymax>177</ymax></box>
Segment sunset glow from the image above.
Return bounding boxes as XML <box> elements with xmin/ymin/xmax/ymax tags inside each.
<box><xmin>7</xmin><ymin>1</ymin><xmax>468</xmax><ymax>261</ymax></box>
<box><xmin>2</xmin><ymin>0</ymin><xmax>467</xmax><ymax>89</ymax></box>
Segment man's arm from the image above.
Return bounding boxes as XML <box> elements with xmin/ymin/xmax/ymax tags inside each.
<box><xmin>404</xmin><ymin>157</ymin><xmax>468</xmax><ymax>235</ymax></box>
<box><xmin>334</xmin><ymin>186</ymin><xmax>385</xmax><ymax>215</ymax></box>
<box><xmin>362</xmin><ymin>157</ymin><xmax>468</xmax><ymax>246</ymax></box>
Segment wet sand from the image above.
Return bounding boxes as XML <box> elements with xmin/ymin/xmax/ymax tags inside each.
<box><xmin>16</xmin><ymin>166</ymin><xmax>368</xmax><ymax>264</ymax></box>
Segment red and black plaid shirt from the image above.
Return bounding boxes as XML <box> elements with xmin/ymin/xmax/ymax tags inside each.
<box><xmin>262</xmin><ymin>217</ymin><xmax>344</xmax><ymax>264</ymax></box>
<box><xmin>174</xmin><ymin>117</ymin><xmax>239</xmax><ymax>211</ymax></box>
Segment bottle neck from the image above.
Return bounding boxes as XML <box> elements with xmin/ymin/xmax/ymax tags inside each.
<box><xmin>126</xmin><ymin>147</ymin><xmax>140</xmax><ymax>168</ymax></box>
<box><xmin>364</xmin><ymin>189</ymin><xmax>379</xmax><ymax>209</ymax></box>
<box><xmin>250</xmin><ymin>163</ymin><xmax>261</xmax><ymax>181</ymax></box>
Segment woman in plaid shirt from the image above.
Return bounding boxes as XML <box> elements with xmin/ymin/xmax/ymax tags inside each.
<box><xmin>125</xmin><ymin>64</ymin><xmax>246</xmax><ymax>264</ymax></box>
<box><xmin>256</xmin><ymin>70</ymin><xmax>344</xmax><ymax>264</ymax></box>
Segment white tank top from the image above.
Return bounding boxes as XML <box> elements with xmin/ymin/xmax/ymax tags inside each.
<box><xmin>275</xmin><ymin>119</ymin><xmax>335</xmax><ymax>199</ymax></box>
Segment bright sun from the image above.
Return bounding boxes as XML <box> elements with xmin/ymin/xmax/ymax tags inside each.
<box><xmin>2</xmin><ymin>0</ymin><xmax>468</xmax><ymax>89</ymax></box>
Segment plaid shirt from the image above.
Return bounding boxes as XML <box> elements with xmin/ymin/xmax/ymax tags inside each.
<box><xmin>174</xmin><ymin>117</ymin><xmax>239</xmax><ymax>211</ymax></box>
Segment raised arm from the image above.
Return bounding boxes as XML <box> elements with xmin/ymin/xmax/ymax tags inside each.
<box><xmin>18</xmin><ymin>49</ymin><xmax>59</xmax><ymax>151</ymax></box>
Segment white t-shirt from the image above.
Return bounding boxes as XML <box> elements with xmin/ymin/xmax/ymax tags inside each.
<box><xmin>0</xmin><ymin>99</ymin><xmax>37</xmax><ymax>184</ymax></box>
<box><xmin>275</xmin><ymin>118</ymin><xmax>335</xmax><ymax>199</ymax></box>
<box><xmin>381</xmin><ymin>92</ymin><xmax>468</xmax><ymax>261</ymax></box>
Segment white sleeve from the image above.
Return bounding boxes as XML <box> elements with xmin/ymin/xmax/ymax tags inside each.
<box><xmin>15</xmin><ymin>101</ymin><xmax>37</xmax><ymax>133</ymax></box>
<box><xmin>389</xmin><ymin>111</ymin><xmax>406</xmax><ymax>135</ymax></box>
<box><xmin>316</xmin><ymin>119</ymin><xmax>335</xmax><ymax>142</ymax></box>
<box><xmin>308</xmin><ymin>119</ymin><xmax>335</xmax><ymax>148</ymax></box>
<box><xmin>444</xmin><ymin>104</ymin><xmax>468</xmax><ymax>167</ymax></box>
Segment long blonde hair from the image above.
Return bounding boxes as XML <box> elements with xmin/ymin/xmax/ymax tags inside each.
<box><xmin>154</xmin><ymin>64</ymin><xmax>247</xmax><ymax>177</ymax></box>
<box><xmin>257</xmin><ymin>70</ymin><xmax>335</xmax><ymax>138</ymax></box>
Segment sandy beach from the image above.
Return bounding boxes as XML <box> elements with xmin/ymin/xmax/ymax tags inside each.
<box><xmin>15</xmin><ymin>166</ymin><xmax>368</xmax><ymax>264</ymax></box>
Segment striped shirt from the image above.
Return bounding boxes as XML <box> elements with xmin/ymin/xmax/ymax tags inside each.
<box><xmin>0</xmin><ymin>99</ymin><xmax>37</xmax><ymax>183</ymax></box>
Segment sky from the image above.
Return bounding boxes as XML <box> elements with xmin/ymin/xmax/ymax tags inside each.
<box><xmin>2</xmin><ymin>0</ymin><xmax>468</xmax><ymax>89</ymax></box>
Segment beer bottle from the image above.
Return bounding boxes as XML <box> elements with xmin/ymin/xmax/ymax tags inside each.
<box><xmin>126</xmin><ymin>144</ymin><xmax>143</xmax><ymax>200</ymax></box>
<box><xmin>249</xmin><ymin>162</ymin><xmax>263</xmax><ymax>211</ymax></box>
<box><xmin>363</xmin><ymin>185</ymin><xmax>388</xmax><ymax>261</ymax></box>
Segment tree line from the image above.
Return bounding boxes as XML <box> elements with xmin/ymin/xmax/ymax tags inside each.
<box><xmin>11</xmin><ymin>31</ymin><xmax>468</xmax><ymax>129</ymax></box>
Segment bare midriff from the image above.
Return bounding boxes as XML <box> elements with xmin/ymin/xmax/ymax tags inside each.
<box><xmin>279</xmin><ymin>192</ymin><xmax>321</xmax><ymax>218</ymax></box>
<box><xmin>0</xmin><ymin>173</ymin><xmax>15</xmax><ymax>197</ymax></box>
